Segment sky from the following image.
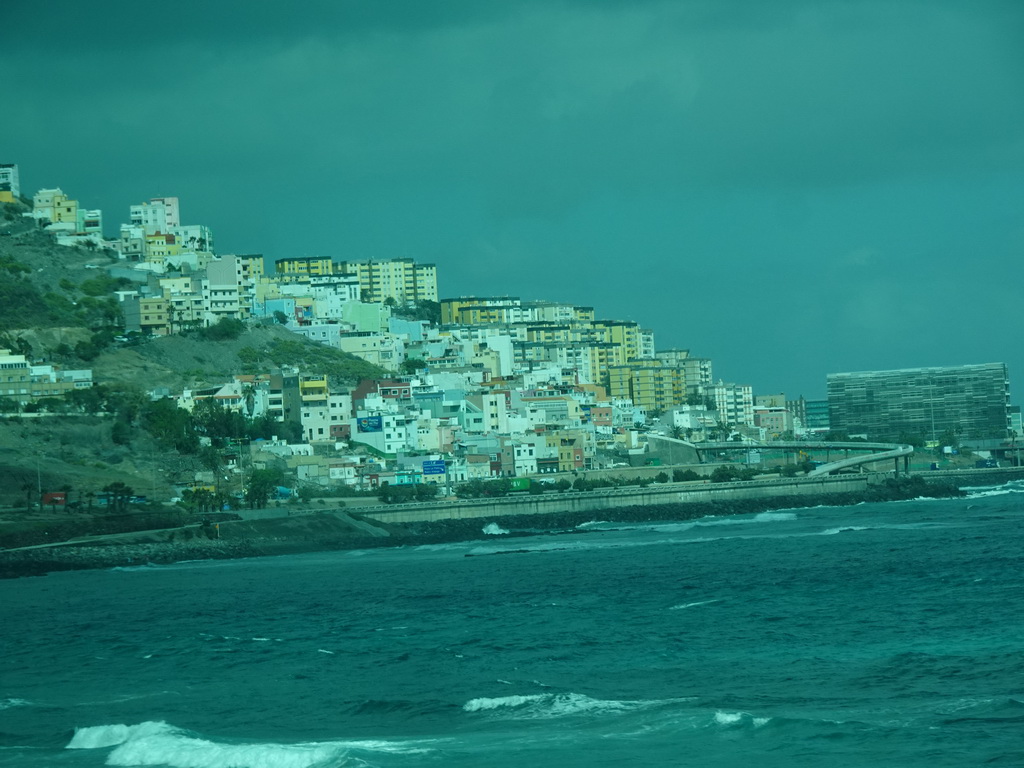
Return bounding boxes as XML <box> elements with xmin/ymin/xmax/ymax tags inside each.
<box><xmin>3</xmin><ymin>0</ymin><xmax>1023</xmax><ymax>400</ymax></box>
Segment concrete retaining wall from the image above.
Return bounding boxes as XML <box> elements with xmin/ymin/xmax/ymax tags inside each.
<box><xmin>361</xmin><ymin>474</ymin><xmax>873</xmax><ymax>524</ymax></box>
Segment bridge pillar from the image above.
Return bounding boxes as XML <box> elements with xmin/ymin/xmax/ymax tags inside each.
<box><xmin>894</xmin><ymin>457</ymin><xmax>900</xmax><ymax>477</ymax></box>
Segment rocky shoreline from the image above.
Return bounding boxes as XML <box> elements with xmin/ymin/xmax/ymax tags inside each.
<box><xmin>0</xmin><ymin>476</ymin><xmax>969</xmax><ymax>579</ymax></box>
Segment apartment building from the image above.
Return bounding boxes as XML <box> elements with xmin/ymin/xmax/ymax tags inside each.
<box><xmin>275</xmin><ymin>258</ymin><xmax>437</xmax><ymax>305</ymax></box>
<box><xmin>0</xmin><ymin>163</ymin><xmax>20</xmax><ymax>202</ymax></box>
<box><xmin>608</xmin><ymin>359</ymin><xmax>688</xmax><ymax>413</ymax></box>
<box><xmin>709</xmin><ymin>381</ymin><xmax>755</xmax><ymax>428</ymax></box>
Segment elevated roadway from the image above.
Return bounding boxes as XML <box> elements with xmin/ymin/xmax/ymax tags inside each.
<box><xmin>687</xmin><ymin>440</ymin><xmax>914</xmax><ymax>476</ymax></box>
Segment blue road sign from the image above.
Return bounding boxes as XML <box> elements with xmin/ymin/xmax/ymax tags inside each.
<box><xmin>422</xmin><ymin>460</ymin><xmax>446</xmax><ymax>475</ymax></box>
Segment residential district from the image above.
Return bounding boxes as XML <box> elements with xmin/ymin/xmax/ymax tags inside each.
<box><xmin>0</xmin><ymin>164</ymin><xmax>1020</xmax><ymax>509</ymax></box>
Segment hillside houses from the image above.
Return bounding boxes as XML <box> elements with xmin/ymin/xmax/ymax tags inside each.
<box><xmin>10</xmin><ymin>177</ymin><xmax>815</xmax><ymax>489</ymax></box>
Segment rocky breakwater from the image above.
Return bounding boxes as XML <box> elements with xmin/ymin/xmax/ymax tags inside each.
<box><xmin>0</xmin><ymin>512</ymin><xmax>396</xmax><ymax>579</ymax></box>
<box><xmin>0</xmin><ymin>538</ymin><xmax>268</xmax><ymax>579</ymax></box>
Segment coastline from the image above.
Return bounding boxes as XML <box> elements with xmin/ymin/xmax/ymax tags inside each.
<box><xmin>0</xmin><ymin>475</ymin><xmax>973</xmax><ymax>579</ymax></box>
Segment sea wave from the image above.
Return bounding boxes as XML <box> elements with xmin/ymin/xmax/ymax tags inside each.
<box><xmin>572</xmin><ymin>511</ymin><xmax>799</xmax><ymax>537</ymax></box>
<box><xmin>964</xmin><ymin>488</ymin><xmax>1024</xmax><ymax>499</ymax></box>
<box><xmin>463</xmin><ymin>692</ymin><xmax>680</xmax><ymax>718</ymax></box>
<box><xmin>0</xmin><ymin>698</ymin><xmax>31</xmax><ymax>710</ymax></box>
<box><xmin>962</xmin><ymin>479</ymin><xmax>1024</xmax><ymax>499</ymax></box>
<box><xmin>669</xmin><ymin>599</ymin><xmax>721</xmax><ymax>610</ymax></box>
<box><xmin>819</xmin><ymin>526</ymin><xmax>870</xmax><ymax>535</ymax></box>
<box><xmin>66</xmin><ymin>721</ymin><xmax>432</xmax><ymax>767</ymax></box>
<box><xmin>482</xmin><ymin>523</ymin><xmax>509</xmax><ymax>535</ymax></box>
<box><xmin>751</xmin><ymin>512</ymin><xmax>798</xmax><ymax>523</ymax></box>
<box><xmin>712</xmin><ymin>710</ymin><xmax>771</xmax><ymax>728</ymax></box>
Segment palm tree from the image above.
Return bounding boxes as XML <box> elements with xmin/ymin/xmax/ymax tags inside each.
<box><xmin>242</xmin><ymin>385</ymin><xmax>256</xmax><ymax>418</ymax></box>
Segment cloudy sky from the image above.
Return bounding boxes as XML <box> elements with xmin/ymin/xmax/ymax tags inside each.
<box><xmin>4</xmin><ymin>0</ymin><xmax>1023</xmax><ymax>399</ymax></box>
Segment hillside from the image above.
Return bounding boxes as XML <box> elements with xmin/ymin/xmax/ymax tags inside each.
<box><xmin>0</xmin><ymin>201</ymin><xmax>392</xmax><ymax>507</ymax></box>
<box><xmin>88</xmin><ymin>324</ymin><xmax>390</xmax><ymax>391</ymax></box>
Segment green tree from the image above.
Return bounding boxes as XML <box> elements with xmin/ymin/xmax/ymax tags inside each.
<box><xmin>414</xmin><ymin>483</ymin><xmax>439</xmax><ymax>502</ymax></box>
<box><xmin>192</xmin><ymin>398</ymin><xmax>247</xmax><ymax>446</ymax></box>
<box><xmin>66</xmin><ymin>386</ymin><xmax>104</xmax><ymax>415</ymax></box>
<box><xmin>710</xmin><ymin>465</ymin><xmax>740</xmax><ymax>483</ymax></box>
<box><xmin>672</xmin><ymin>468</ymin><xmax>701</xmax><ymax>482</ymax></box>
<box><xmin>182</xmin><ymin>488</ymin><xmax>216</xmax><ymax>515</ymax></box>
<box><xmin>245</xmin><ymin>468</ymin><xmax>284</xmax><ymax>509</ymax></box>
<box><xmin>102</xmin><ymin>482</ymin><xmax>134</xmax><ymax>513</ymax></box>
<box><xmin>400</xmin><ymin>358</ymin><xmax>428</xmax><ymax>374</ymax></box>
<box><xmin>572</xmin><ymin>476</ymin><xmax>591</xmax><ymax>491</ymax></box>
<box><xmin>111</xmin><ymin>416</ymin><xmax>132</xmax><ymax>445</ymax></box>
<box><xmin>141</xmin><ymin>397</ymin><xmax>200</xmax><ymax>453</ymax></box>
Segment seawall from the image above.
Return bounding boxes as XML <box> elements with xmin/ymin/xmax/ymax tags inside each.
<box><xmin>362</xmin><ymin>474</ymin><xmax>875</xmax><ymax>524</ymax></box>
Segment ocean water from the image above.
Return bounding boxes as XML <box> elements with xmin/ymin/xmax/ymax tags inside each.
<box><xmin>2</xmin><ymin>481</ymin><xmax>1023</xmax><ymax>767</ymax></box>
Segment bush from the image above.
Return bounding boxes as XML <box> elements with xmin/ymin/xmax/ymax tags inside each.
<box><xmin>673</xmin><ymin>468</ymin><xmax>702</xmax><ymax>482</ymax></box>
<box><xmin>197</xmin><ymin>317</ymin><xmax>245</xmax><ymax>341</ymax></box>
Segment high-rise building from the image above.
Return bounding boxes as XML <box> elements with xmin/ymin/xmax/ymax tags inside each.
<box><xmin>276</xmin><ymin>258</ymin><xmax>438</xmax><ymax>305</ymax></box>
<box><xmin>338</xmin><ymin>259</ymin><xmax>438</xmax><ymax>304</ymax></box>
<box><xmin>274</xmin><ymin>257</ymin><xmax>336</xmax><ymax>278</ymax></box>
<box><xmin>827</xmin><ymin>363</ymin><xmax>1010</xmax><ymax>441</ymax></box>
<box><xmin>709</xmin><ymin>381</ymin><xmax>755</xmax><ymax>427</ymax></box>
<box><xmin>608</xmin><ymin>360</ymin><xmax>688</xmax><ymax>413</ymax></box>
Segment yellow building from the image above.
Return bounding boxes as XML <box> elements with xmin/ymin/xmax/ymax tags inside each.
<box><xmin>144</xmin><ymin>233</ymin><xmax>182</xmax><ymax>262</ymax></box>
<box><xmin>135</xmin><ymin>297</ymin><xmax>171</xmax><ymax>336</ymax></box>
<box><xmin>32</xmin><ymin>189</ymin><xmax>79</xmax><ymax>225</ymax></box>
<box><xmin>339</xmin><ymin>259</ymin><xmax>438</xmax><ymax>304</ymax></box>
<box><xmin>441</xmin><ymin>297</ymin><xmax>594</xmax><ymax>326</ymax></box>
<box><xmin>277</xmin><ymin>258</ymin><xmax>438</xmax><ymax>305</ymax></box>
<box><xmin>592</xmin><ymin>320</ymin><xmax>645</xmax><ymax>362</ymax></box>
<box><xmin>544</xmin><ymin>430</ymin><xmax>591</xmax><ymax>472</ymax></box>
<box><xmin>274</xmin><ymin>257</ymin><xmax>335</xmax><ymax>277</ymax></box>
<box><xmin>609</xmin><ymin>360</ymin><xmax>688</xmax><ymax>413</ymax></box>
<box><xmin>299</xmin><ymin>374</ymin><xmax>328</xmax><ymax>404</ymax></box>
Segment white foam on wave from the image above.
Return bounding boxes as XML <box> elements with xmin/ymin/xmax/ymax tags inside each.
<box><xmin>0</xmin><ymin>697</ymin><xmax>31</xmax><ymax>710</ymax></box>
<box><xmin>482</xmin><ymin>522</ymin><xmax>509</xmax><ymax>535</ymax></box>
<box><xmin>568</xmin><ymin>511</ymin><xmax>801</xmax><ymax>537</ymax></box>
<box><xmin>713</xmin><ymin>710</ymin><xmax>770</xmax><ymax>728</ymax></box>
<box><xmin>752</xmin><ymin>512</ymin><xmax>797</xmax><ymax>523</ymax></box>
<box><xmin>464</xmin><ymin>694</ymin><xmax>547</xmax><ymax>712</ymax></box>
<box><xmin>110</xmin><ymin>564</ymin><xmax>161</xmax><ymax>572</ymax></box>
<box><xmin>962</xmin><ymin>480</ymin><xmax>1024</xmax><ymax>499</ymax></box>
<box><xmin>677</xmin><ymin>511</ymin><xmax>797</xmax><ymax>529</ymax></box>
<box><xmin>669</xmin><ymin>599</ymin><xmax>721</xmax><ymax>610</ymax></box>
<box><xmin>413</xmin><ymin>542</ymin><xmax>471</xmax><ymax>552</ymax></box>
<box><xmin>819</xmin><ymin>526</ymin><xmax>870</xmax><ymax>536</ymax></box>
<box><xmin>463</xmin><ymin>692</ymin><xmax>677</xmax><ymax>718</ymax></box>
<box><xmin>965</xmin><ymin>488</ymin><xmax>1021</xmax><ymax>499</ymax></box>
<box><xmin>67</xmin><ymin>721</ymin><xmax>431</xmax><ymax>767</ymax></box>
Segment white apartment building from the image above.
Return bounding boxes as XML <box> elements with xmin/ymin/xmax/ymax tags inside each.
<box><xmin>130</xmin><ymin>197</ymin><xmax>180</xmax><ymax>233</ymax></box>
<box><xmin>709</xmin><ymin>381</ymin><xmax>755</xmax><ymax>428</ymax></box>
<box><xmin>350</xmin><ymin>411</ymin><xmax>410</xmax><ymax>455</ymax></box>
<box><xmin>0</xmin><ymin>163</ymin><xmax>20</xmax><ymax>200</ymax></box>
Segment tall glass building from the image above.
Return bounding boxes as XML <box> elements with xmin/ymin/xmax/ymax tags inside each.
<box><xmin>827</xmin><ymin>363</ymin><xmax>1010</xmax><ymax>441</ymax></box>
